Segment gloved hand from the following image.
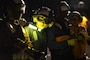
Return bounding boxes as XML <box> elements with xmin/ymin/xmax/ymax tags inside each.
<box><xmin>67</xmin><ymin>38</ymin><xmax>76</xmax><ymax>46</ymax></box>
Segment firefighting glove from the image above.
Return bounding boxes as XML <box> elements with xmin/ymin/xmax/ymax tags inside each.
<box><xmin>67</xmin><ymin>38</ymin><xmax>76</xmax><ymax>46</ymax></box>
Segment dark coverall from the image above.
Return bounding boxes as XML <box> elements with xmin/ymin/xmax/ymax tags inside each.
<box><xmin>46</xmin><ymin>20</ymin><xmax>75</xmax><ymax>60</ymax></box>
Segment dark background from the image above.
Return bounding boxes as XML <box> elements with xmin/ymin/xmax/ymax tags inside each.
<box><xmin>24</xmin><ymin>0</ymin><xmax>90</xmax><ymax>21</ymax></box>
<box><xmin>0</xmin><ymin>0</ymin><xmax>90</xmax><ymax>21</ymax></box>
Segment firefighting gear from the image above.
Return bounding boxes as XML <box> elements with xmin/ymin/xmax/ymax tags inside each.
<box><xmin>25</xmin><ymin>13</ymin><xmax>48</xmax><ymax>59</ymax></box>
<box><xmin>60</xmin><ymin>1</ymin><xmax>70</xmax><ymax>11</ymax></box>
<box><xmin>67</xmin><ymin>38</ymin><xmax>76</xmax><ymax>46</ymax></box>
<box><xmin>76</xmin><ymin>34</ymin><xmax>85</xmax><ymax>41</ymax></box>
<box><xmin>68</xmin><ymin>11</ymin><xmax>87</xmax><ymax>59</ymax></box>
<box><xmin>26</xmin><ymin>6</ymin><xmax>53</xmax><ymax>56</ymax></box>
<box><xmin>33</xmin><ymin>6</ymin><xmax>54</xmax><ymax>17</ymax></box>
<box><xmin>32</xmin><ymin>14</ymin><xmax>53</xmax><ymax>30</ymax></box>
<box><xmin>33</xmin><ymin>15</ymin><xmax>51</xmax><ymax>24</ymax></box>
<box><xmin>28</xmin><ymin>24</ymin><xmax>41</xmax><ymax>32</ymax></box>
<box><xmin>80</xmin><ymin>16</ymin><xmax>88</xmax><ymax>28</ymax></box>
<box><xmin>25</xmin><ymin>24</ymin><xmax>47</xmax><ymax>60</ymax></box>
<box><xmin>21</xmin><ymin>26</ymin><xmax>32</xmax><ymax>49</ymax></box>
<box><xmin>8</xmin><ymin>18</ymin><xmax>33</xmax><ymax>49</ymax></box>
<box><xmin>32</xmin><ymin>6</ymin><xmax>55</xmax><ymax>26</ymax></box>
<box><xmin>68</xmin><ymin>11</ymin><xmax>82</xmax><ymax>25</ymax></box>
<box><xmin>67</xmin><ymin>32</ymin><xmax>86</xmax><ymax>46</ymax></box>
<box><xmin>80</xmin><ymin>29</ymin><xmax>90</xmax><ymax>40</ymax></box>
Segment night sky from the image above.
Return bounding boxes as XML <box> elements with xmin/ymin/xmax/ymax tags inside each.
<box><xmin>23</xmin><ymin>0</ymin><xmax>90</xmax><ymax>21</ymax></box>
<box><xmin>0</xmin><ymin>0</ymin><xmax>90</xmax><ymax>21</ymax></box>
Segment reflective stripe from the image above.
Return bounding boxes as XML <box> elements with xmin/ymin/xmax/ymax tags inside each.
<box><xmin>33</xmin><ymin>31</ymin><xmax>38</xmax><ymax>41</ymax></box>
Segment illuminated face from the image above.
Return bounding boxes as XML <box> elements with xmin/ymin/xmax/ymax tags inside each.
<box><xmin>33</xmin><ymin>15</ymin><xmax>48</xmax><ymax>30</ymax></box>
<box><xmin>68</xmin><ymin>14</ymin><xmax>82</xmax><ymax>26</ymax></box>
<box><xmin>36</xmin><ymin>21</ymin><xmax>48</xmax><ymax>30</ymax></box>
